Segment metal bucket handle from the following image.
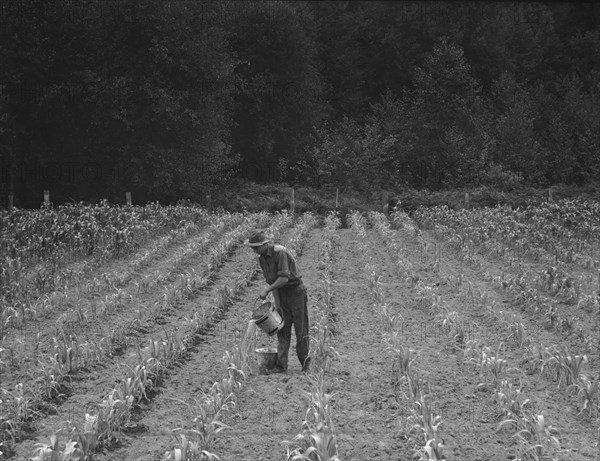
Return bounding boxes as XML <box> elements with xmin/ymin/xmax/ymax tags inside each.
<box><xmin>252</xmin><ymin>297</ymin><xmax>265</xmax><ymax>316</ymax></box>
<box><xmin>252</xmin><ymin>297</ymin><xmax>271</xmax><ymax>320</ymax></box>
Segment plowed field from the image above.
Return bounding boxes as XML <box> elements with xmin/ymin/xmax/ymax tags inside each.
<box><xmin>1</xmin><ymin>210</ymin><xmax>598</xmax><ymax>461</ymax></box>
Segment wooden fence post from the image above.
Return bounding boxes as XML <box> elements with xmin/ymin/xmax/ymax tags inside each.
<box><xmin>548</xmin><ymin>188</ymin><xmax>553</xmax><ymax>202</ymax></box>
<box><xmin>335</xmin><ymin>188</ymin><xmax>339</xmax><ymax>209</ymax></box>
<box><xmin>8</xmin><ymin>195</ymin><xmax>13</xmax><ymax>211</ymax></box>
<box><xmin>126</xmin><ymin>192</ymin><xmax>132</xmax><ymax>205</ymax></box>
<box><xmin>290</xmin><ymin>188</ymin><xmax>295</xmax><ymax>214</ymax></box>
<box><xmin>44</xmin><ymin>190</ymin><xmax>50</xmax><ymax>207</ymax></box>
<box><xmin>382</xmin><ymin>190</ymin><xmax>390</xmax><ymax>214</ymax></box>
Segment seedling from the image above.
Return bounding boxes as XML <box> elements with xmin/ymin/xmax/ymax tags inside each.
<box><xmin>495</xmin><ymin>380</ymin><xmax>530</xmax><ymax>419</ymax></box>
<box><xmin>479</xmin><ymin>344</ymin><xmax>508</xmax><ymax>388</ymax></box>
<box><xmin>571</xmin><ymin>375</ymin><xmax>599</xmax><ymax>417</ymax></box>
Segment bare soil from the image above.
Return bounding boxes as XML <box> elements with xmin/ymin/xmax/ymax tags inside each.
<box><xmin>2</xmin><ymin>215</ymin><xmax>599</xmax><ymax>461</ymax></box>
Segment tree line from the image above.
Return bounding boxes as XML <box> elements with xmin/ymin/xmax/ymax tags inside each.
<box><xmin>1</xmin><ymin>1</ymin><xmax>599</xmax><ymax>206</ymax></box>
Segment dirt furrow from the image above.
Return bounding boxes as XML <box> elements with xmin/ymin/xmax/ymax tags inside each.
<box><xmin>324</xmin><ymin>227</ymin><xmax>402</xmax><ymax>461</ymax></box>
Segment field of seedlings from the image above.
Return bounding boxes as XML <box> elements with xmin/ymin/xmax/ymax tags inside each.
<box><xmin>0</xmin><ymin>199</ymin><xmax>599</xmax><ymax>461</ymax></box>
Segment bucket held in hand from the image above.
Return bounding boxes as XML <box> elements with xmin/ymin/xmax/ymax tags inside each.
<box><xmin>252</xmin><ymin>300</ymin><xmax>284</xmax><ymax>336</ymax></box>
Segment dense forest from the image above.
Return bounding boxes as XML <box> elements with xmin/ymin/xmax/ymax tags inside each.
<box><xmin>1</xmin><ymin>1</ymin><xmax>599</xmax><ymax>206</ymax></box>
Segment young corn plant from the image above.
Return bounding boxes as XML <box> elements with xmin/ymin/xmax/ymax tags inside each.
<box><xmin>541</xmin><ymin>346</ymin><xmax>587</xmax><ymax>391</ymax></box>
<box><xmin>495</xmin><ymin>311</ymin><xmax>529</xmax><ymax>347</ymax></box>
<box><xmin>498</xmin><ymin>413</ymin><xmax>561</xmax><ymax>461</ymax></box>
<box><xmin>508</xmin><ymin>318</ymin><xmax>528</xmax><ymax>348</ymax></box>
<box><xmin>93</xmin><ymin>387</ymin><xmax>134</xmax><ymax>445</ymax></box>
<box><xmin>408</xmin><ymin>391</ymin><xmax>441</xmax><ymax>442</ymax></box>
<box><xmin>407</xmin><ymin>390</ymin><xmax>445</xmax><ymax>460</ymax></box>
<box><xmin>379</xmin><ymin>302</ymin><xmax>401</xmax><ymax>334</ymax></box>
<box><xmin>561</xmin><ymin>352</ymin><xmax>587</xmax><ymax>389</ymax></box>
<box><xmin>284</xmin><ymin>370</ymin><xmax>339</xmax><ymax>461</ymax></box>
<box><xmin>406</xmin><ymin>371</ymin><xmax>431</xmax><ymax>403</ymax></box>
<box><xmin>461</xmin><ymin>339</ymin><xmax>483</xmax><ymax>367</ymax></box>
<box><xmin>365</xmin><ymin>265</ymin><xmax>383</xmax><ymax>306</ymax></box>
<box><xmin>285</xmin><ymin>423</ymin><xmax>340</xmax><ymax>461</ymax></box>
<box><xmin>221</xmin><ymin>350</ymin><xmax>246</xmax><ymax>395</ymax></box>
<box><xmin>385</xmin><ymin>331</ymin><xmax>417</xmax><ymax>382</ymax></box>
<box><xmin>162</xmin><ymin>432</ymin><xmax>218</xmax><ymax>461</ymax></box>
<box><xmin>304</xmin><ymin>371</ymin><xmax>336</xmax><ymax>428</ymax></box>
<box><xmin>30</xmin><ymin>433</ymin><xmax>87</xmax><ymax>461</ymax></box>
<box><xmin>309</xmin><ymin>308</ymin><xmax>340</xmax><ymax>373</ymax></box>
<box><xmin>413</xmin><ymin>438</ymin><xmax>446</xmax><ymax>461</ymax></box>
<box><xmin>477</xmin><ymin>344</ymin><xmax>508</xmax><ymax>390</ymax></box>
<box><xmin>162</xmin><ymin>397</ymin><xmax>230</xmax><ymax>461</ymax></box>
<box><xmin>435</xmin><ymin>309</ymin><xmax>467</xmax><ymax>347</ymax></box>
<box><xmin>573</xmin><ymin>375</ymin><xmax>599</xmax><ymax>417</ymax></box>
<box><xmin>35</xmin><ymin>358</ymin><xmax>68</xmax><ymax>400</ymax></box>
<box><xmin>495</xmin><ymin>380</ymin><xmax>531</xmax><ymax>419</ymax></box>
<box><xmin>162</xmin><ymin>328</ymin><xmax>186</xmax><ymax>364</ymax></box>
<box><xmin>33</xmin><ymin>417</ymin><xmax>99</xmax><ymax>461</ymax></box>
<box><xmin>0</xmin><ymin>383</ymin><xmax>30</xmax><ymax>442</ymax></box>
<box><xmin>53</xmin><ymin>332</ymin><xmax>79</xmax><ymax>373</ymax></box>
<box><xmin>1</xmin><ymin>386</ymin><xmax>26</xmax><ymax>455</ymax></box>
<box><xmin>520</xmin><ymin>344</ymin><xmax>546</xmax><ymax>374</ymax></box>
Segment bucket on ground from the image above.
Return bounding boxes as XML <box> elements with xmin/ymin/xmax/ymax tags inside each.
<box><xmin>255</xmin><ymin>347</ymin><xmax>278</xmax><ymax>370</ymax></box>
<box><xmin>252</xmin><ymin>300</ymin><xmax>284</xmax><ymax>336</ymax></box>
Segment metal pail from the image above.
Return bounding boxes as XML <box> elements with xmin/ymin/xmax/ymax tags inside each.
<box><xmin>255</xmin><ymin>347</ymin><xmax>278</xmax><ymax>370</ymax></box>
<box><xmin>252</xmin><ymin>301</ymin><xmax>284</xmax><ymax>336</ymax></box>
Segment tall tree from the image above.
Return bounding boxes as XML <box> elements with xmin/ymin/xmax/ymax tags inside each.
<box><xmin>228</xmin><ymin>1</ymin><xmax>325</xmax><ymax>180</ymax></box>
<box><xmin>464</xmin><ymin>3</ymin><xmax>556</xmax><ymax>88</ymax></box>
<box><xmin>404</xmin><ymin>39</ymin><xmax>489</xmax><ymax>187</ymax></box>
<box><xmin>490</xmin><ymin>72</ymin><xmax>545</xmax><ymax>183</ymax></box>
<box><xmin>1</xmin><ymin>0</ymin><xmax>238</xmax><ymax>205</ymax></box>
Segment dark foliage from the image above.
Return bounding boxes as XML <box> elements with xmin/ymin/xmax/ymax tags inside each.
<box><xmin>1</xmin><ymin>1</ymin><xmax>599</xmax><ymax>207</ymax></box>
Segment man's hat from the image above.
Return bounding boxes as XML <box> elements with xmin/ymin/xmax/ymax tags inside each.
<box><xmin>244</xmin><ymin>231</ymin><xmax>271</xmax><ymax>247</ymax></box>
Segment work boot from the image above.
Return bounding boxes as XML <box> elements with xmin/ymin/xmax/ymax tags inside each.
<box><xmin>301</xmin><ymin>357</ymin><xmax>311</xmax><ymax>373</ymax></box>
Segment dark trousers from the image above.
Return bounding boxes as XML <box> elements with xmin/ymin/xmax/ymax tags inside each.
<box><xmin>276</xmin><ymin>283</ymin><xmax>309</xmax><ymax>370</ymax></box>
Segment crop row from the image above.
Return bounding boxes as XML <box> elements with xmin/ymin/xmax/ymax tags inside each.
<box><xmin>1</xmin><ymin>201</ymin><xmax>212</xmax><ymax>264</ymax></box>
<box><xmin>377</xmin><ymin>210</ymin><xmax>598</xmax><ymax>459</ymax></box>
<box><xmin>1</xmin><ymin>212</ymin><xmax>250</xmax><ymax>334</ymax></box>
<box><xmin>0</xmin><ymin>212</ymin><xmax>260</xmax><ymax>384</ymax></box>
<box><xmin>410</xmin><ymin>206</ymin><xmax>599</xmax><ymax>355</ymax></box>
<box><xmin>0</xmin><ymin>212</ymin><xmax>280</xmax><ymax>458</ymax></box>
<box><xmin>0</xmin><ymin>201</ymin><xmax>214</xmax><ymax>319</ymax></box>
<box><xmin>23</xmin><ymin>211</ymin><xmax>298</xmax><ymax>461</ymax></box>
<box><xmin>413</xmin><ymin>199</ymin><xmax>600</xmax><ymax>269</ymax></box>
<box><xmin>285</xmin><ymin>211</ymin><xmax>341</xmax><ymax>461</ymax></box>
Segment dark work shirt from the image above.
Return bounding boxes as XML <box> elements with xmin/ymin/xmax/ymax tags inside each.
<box><xmin>259</xmin><ymin>244</ymin><xmax>302</xmax><ymax>286</ymax></box>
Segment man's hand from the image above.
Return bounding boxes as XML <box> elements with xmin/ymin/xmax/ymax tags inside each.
<box><xmin>259</xmin><ymin>290</ymin><xmax>269</xmax><ymax>300</ymax></box>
